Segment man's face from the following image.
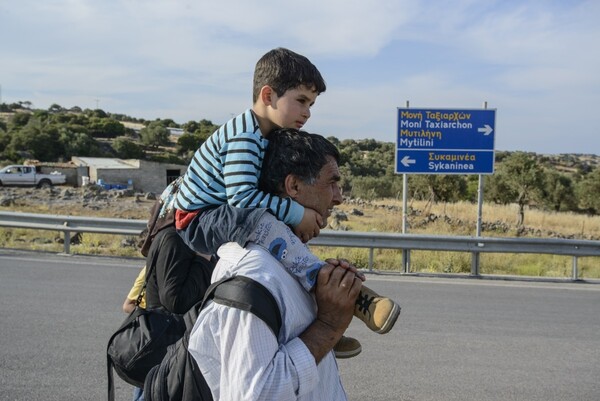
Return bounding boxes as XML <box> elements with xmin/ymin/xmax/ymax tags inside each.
<box><xmin>269</xmin><ymin>85</ymin><xmax>318</xmax><ymax>130</ymax></box>
<box><xmin>293</xmin><ymin>156</ymin><xmax>343</xmax><ymax>225</ymax></box>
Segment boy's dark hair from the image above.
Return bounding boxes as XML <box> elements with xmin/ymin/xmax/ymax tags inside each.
<box><xmin>253</xmin><ymin>48</ymin><xmax>326</xmax><ymax>102</ymax></box>
<box><xmin>259</xmin><ymin>128</ymin><xmax>339</xmax><ymax>195</ymax></box>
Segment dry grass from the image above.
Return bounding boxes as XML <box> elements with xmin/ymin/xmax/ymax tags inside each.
<box><xmin>336</xmin><ymin>199</ymin><xmax>600</xmax><ymax>239</ymax></box>
<box><xmin>315</xmin><ymin>199</ymin><xmax>600</xmax><ymax>279</ymax></box>
<box><xmin>0</xmin><ymin>228</ymin><xmax>141</xmax><ymax>257</ymax></box>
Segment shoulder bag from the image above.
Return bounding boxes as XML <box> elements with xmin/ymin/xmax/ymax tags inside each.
<box><xmin>107</xmin><ymin>233</ymin><xmax>185</xmax><ymax>401</ymax></box>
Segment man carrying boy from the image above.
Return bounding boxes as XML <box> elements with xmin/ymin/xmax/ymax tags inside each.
<box><xmin>174</xmin><ymin>48</ymin><xmax>400</xmax><ymax>357</ymax></box>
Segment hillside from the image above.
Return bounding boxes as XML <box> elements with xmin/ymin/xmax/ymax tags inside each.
<box><xmin>2</xmin><ymin>105</ymin><xmax>600</xmax><ymax>218</ymax></box>
<box><xmin>2</xmin><ymin>107</ymin><xmax>599</xmax><ymax>165</ymax></box>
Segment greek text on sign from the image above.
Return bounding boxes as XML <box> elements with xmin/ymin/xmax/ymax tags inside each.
<box><xmin>396</xmin><ymin>108</ymin><xmax>496</xmax><ymax>174</ymax></box>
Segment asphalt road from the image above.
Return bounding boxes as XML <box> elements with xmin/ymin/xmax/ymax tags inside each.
<box><xmin>0</xmin><ymin>249</ymin><xmax>598</xmax><ymax>401</ymax></box>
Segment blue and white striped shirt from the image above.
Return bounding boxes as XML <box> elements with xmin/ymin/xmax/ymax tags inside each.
<box><xmin>175</xmin><ymin>109</ymin><xmax>304</xmax><ymax>227</ymax></box>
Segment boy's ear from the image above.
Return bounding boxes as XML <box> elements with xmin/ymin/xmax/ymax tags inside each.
<box><xmin>259</xmin><ymin>85</ymin><xmax>274</xmax><ymax>106</ymax></box>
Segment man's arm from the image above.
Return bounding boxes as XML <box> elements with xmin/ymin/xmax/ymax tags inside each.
<box><xmin>299</xmin><ymin>264</ymin><xmax>361</xmax><ymax>363</ymax></box>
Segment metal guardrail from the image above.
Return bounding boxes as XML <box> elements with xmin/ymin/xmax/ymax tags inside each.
<box><xmin>1</xmin><ymin>211</ymin><xmax>599</xmax><ymax>281</ymax></box>
<box><xmin>0</xmin><ymin>211</ymin><xmax>147</xmax><ymax>254</ymax></box>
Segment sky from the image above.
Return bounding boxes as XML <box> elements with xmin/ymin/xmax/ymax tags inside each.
<box><xmin>1</xmin><ymin>0</ymin><xmax>599</xmax><ymax>155</ymax></box>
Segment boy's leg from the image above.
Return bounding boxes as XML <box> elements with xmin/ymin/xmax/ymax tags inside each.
<box><xmin>177</xmin><ymin>205</ymin><xmax>269</xmax><ymax>255</ymax></box>
<box><xmin>178</xmin><ymin>206</ymin><xmax>323</xmax><ymax>290</ymax></box>
<box><xmin>250</xmin><ymin>213</ymin><xmax>326</xmax><ymax>292</ymax></box>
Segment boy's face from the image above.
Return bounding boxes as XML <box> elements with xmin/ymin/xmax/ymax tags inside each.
<box><xmin>269</xmin><ymin>85</ymin><xmax>319</xmax><ymax>130</ymax></box>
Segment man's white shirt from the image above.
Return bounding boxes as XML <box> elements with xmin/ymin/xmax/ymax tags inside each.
<box><xmin>188</xmin><ymin>242</ymin><xmax>347</xmax><ymax>401</ymax></box>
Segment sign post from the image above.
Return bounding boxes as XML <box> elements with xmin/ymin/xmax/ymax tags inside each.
<box><xmin>396</xmin><ymin>106</ymin><xmax>496</xmax><ymax>275</ymax></box>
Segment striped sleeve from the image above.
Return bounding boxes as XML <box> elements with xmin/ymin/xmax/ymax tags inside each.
<box><xmin>221</xmin><ymin>132</ymin><xmax>305</xmax><ymax>227</ymax></box>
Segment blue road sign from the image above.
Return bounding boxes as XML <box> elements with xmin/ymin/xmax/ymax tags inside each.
<box><xmin>396</xmin><ymin>108</ymin><xmax>496</xmax><ymax>174</ymax></box>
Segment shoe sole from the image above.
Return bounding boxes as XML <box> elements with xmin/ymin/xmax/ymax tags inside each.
<box><xmin>376</xmin><ymin>302</ymin><xmax>401</xmax><ymax>334</ymax></box>
<box><xmin>334</xmin><ymin>345</ymin><xmax>362</xmax><ymax>359</ymax></box>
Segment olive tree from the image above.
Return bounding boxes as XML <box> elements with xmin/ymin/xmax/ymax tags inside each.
<box><xmin>576</xmin><ymin>167</ymin><xmax>600</xmax><ymax>214</ymax></box>
<box><xmin>485</xmin><ymin>152</ymin><xmax>545</xmax><ymax>226</ymax></box>
<box><xmin>139</xmin><ymin>121</ymin><xmax>170</xmax><ymax>148</ymax></box>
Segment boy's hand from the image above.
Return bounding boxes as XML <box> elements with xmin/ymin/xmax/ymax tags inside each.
<box><xmin>294</xmin><ymin>208</ymin><xmax>323</xmax><ymax>243</ymax></box>
<box><xmin>325</xmin><ymin>258</ymin><xmax>366</xmax><ymax>281</ymax></box>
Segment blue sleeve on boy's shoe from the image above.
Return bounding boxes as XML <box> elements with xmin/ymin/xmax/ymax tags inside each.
<box><xmin>177</xmin><ymin>205</ymin><xmax>269</xmax><ymax>255</ymax></box>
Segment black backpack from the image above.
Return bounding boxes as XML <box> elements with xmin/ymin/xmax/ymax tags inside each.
<box><xmin>144</xmin><ymin>275</ymin><xmax>282</xmax><ymax>401</ymax></box>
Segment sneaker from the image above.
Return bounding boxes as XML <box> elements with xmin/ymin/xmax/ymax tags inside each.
<box><xmin>333</xmin><ymin>336</ymin><xmax>362</xmax><ymax>359</ymax></box>
<box><xmin>354</xmin><ymin>285</ymin><xmax>401</xmax><ymax>334</ymax></box>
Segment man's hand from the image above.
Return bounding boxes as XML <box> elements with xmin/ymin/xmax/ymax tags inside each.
<box><xmin>325</xmin><ymin>258</ymin><xmax>366</xmax><ymax>282</ymax></box>
<box><xmin>293</xmin><ymin>208</ymin><xmax>323</xmax><ymax>243</ymax></box>
<box><xmin>315</xmin><ymin>263</ymin><xmax>361</xmax><ymax>330</ymax></box>
<box><xmin>299</xmin><ymin>263</ymin><xmax>362</xmax><ymax>363</ymax></box>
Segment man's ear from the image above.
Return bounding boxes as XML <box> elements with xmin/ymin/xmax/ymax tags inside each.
<box><xmin>259</xmin><ymin>85</ymin><xmax>274</xmax><ymax>106</ymax></box>
<box><xmin>283</xmin><ymin>174</ymin><xmax>301</xmax><ymax>198</ymax></box>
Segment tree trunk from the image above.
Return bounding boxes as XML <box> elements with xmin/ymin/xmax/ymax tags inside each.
<box><xmin>517</xmin><ymin>203</ymin><xmax>525</xmax><ymax>227</ymax></box>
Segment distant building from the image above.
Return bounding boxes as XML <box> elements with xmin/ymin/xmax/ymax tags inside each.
<box><xmin>167</xmin><ymin>127</ymin><xmax>184</xmax><ymax>136</ymax></box>
<box><xmin>71</xmin><ymin>157</ymin><xmax>186</xmax><ymax>194</ymax></box>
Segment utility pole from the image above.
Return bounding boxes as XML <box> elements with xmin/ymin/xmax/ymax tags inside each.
<box><xmin>95</xmin><ymin>98</ymin><xmax>100</xmax><ymax>109</ymax></box>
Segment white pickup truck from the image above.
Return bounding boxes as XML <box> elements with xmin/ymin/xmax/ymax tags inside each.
<box><xmin>0</xmin><ymin>165</ymin><xmax>66</xmax><ymax>188</ymax></box>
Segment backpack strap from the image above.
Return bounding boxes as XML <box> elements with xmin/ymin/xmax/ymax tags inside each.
<box><xmin>190</xmin><ymin>275</ymin><xmax>282</xmax><ymax>336</ymax></box>
<box><xmin>212</xmin><ymin>276</ymin><xmax>282</xmax><ymax>336</ymax></box>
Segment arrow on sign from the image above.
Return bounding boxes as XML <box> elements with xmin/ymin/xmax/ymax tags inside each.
<box><xmin>401</xmin><ymin>155</ymin><xmax>416</xmax><ymax>167</ymax></box>
<box><xmin>477</xmin><ymin>124</ymin><xmax>493</xmax><ymax>136</ymax></box>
